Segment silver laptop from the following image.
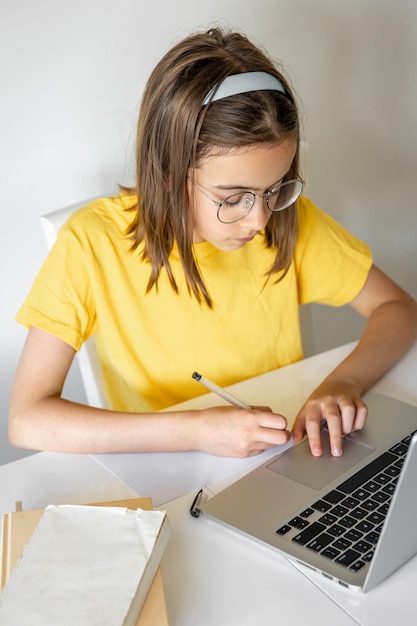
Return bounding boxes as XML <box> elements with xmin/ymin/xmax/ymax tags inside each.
<box><xmin>202</xmin><ymin>392</ymin><xmax>417</xmax><ymax>592</ymax></box>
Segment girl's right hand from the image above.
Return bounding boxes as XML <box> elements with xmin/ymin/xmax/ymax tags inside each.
<box><xmin>194</xmin><ymin>406</ymin><xmax>291</xmax><ymax>458</ymax></box>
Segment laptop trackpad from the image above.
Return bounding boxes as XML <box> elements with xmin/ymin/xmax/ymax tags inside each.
<box><xmin>267</xmin><ymin>433</ymin><xmax>375</xmax><ymax>490</ymax></box>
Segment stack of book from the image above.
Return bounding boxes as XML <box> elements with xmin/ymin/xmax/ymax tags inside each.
<box><xmin>0</xmin><ymin>498</ymin><xmax>170</xmax><ymax>625</ymax></box>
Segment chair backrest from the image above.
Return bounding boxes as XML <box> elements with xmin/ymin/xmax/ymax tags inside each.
<box><xmin>40</xmin><ymin>198</ymin><xmax>109</xmax><ymax>409</ymax></box>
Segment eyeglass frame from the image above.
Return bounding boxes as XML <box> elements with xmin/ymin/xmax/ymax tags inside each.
<box><xmin>188</xmin><ymin>176</ymin><xmax>304</xmax><ymax>224</ymax></box>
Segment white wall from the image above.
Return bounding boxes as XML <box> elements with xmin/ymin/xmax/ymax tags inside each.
<box><xmin>1</xmin><ymin>0</ymin><xmax>416</xmax><ymax>464</ymax></box>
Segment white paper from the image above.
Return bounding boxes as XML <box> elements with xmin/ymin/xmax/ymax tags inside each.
<box><xmin>0</xmin><ymin>505</ymin><xmax>167</xmax><ymax>625</ymax></box>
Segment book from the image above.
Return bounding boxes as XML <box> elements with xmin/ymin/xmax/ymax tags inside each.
<box><xmin>0</xmin><ymin>498</ymin><xmax>170</xmax><ymax>625</ymax></box>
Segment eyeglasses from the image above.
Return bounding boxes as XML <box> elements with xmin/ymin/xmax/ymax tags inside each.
<box><xmin>190</xmin><ymin>177</ymin><xmax>304</xmax><ymax>224</ymax></box>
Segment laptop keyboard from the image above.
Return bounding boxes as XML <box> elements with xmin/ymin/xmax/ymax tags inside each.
<box><xmin>276</xmin><ymin>430</ymin><xmax>416</xmax><ymax>573</ymax></box>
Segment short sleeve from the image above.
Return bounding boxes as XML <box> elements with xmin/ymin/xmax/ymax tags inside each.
<box><xmin>16</xmin><ymin>225</ymin><xmax>96</xmax><ymax>351</ymax></box>
<box><xmin>295</xmin><ymin>197</ymin><xmax>373</xmax><ymax>306</ymax></box>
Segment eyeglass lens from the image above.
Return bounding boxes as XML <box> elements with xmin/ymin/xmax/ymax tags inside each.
<box><xmin>218</xmin><ymin>179</ymin><xmax>303</xmax><ymax>223</ymax></box>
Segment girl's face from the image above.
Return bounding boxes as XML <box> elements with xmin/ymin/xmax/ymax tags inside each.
<box><xmin>189</xmin><ymin>138</ymin><xmax>297</xmax><ymax>251</ymax></box>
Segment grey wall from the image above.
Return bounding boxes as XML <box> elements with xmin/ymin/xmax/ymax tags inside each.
<box><xmin>1</xmin><ymin>0</ymin><xmax>416</xmax><ymax>464</ymax></box>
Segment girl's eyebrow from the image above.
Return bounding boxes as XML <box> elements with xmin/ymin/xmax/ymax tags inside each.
<box><xmin>213</xmin><ymin>175</ymin><xmax>286</xmax><ymax>193</ymax></box>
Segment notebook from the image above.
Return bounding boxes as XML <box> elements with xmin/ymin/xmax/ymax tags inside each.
<box><xmin>202</xmin><ymin>392</ymin><xmax>417</xmax><ymax>592</ymax></box>
<box><xmin>0</xmin><ymin>498</ymin><xmax>170</xmax><ymax>625</ymax></box>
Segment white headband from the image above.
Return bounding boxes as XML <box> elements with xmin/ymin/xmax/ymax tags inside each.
<box><xmin>202</xmin><ymin>71</ymin><xmax>287</xmax><ymax>106</ymax></box>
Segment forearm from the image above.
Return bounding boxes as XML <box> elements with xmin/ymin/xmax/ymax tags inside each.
<box><xmin>323</xmin><ymin>297</ymin><xmax>417</xmax><ymax>394</ymax></box>
<box><xmin>293</xmin><ymin>295</ymin><xmax>417</xmax><ymax>456</ymax></box>
<box><xmin>9</xmin><ymin>394</ymin><xmax>291</xmax><ymax>457</ymax></box>
<box><xmin>9</xmin><ymin>395</ymin><xmax>200</xmax><ymax>454</ymax></box>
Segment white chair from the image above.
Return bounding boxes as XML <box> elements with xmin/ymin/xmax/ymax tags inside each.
<box><xmin>40</xmin><ymin>197</ymin><xmax>109</xmax><ymax>409</ymax></box>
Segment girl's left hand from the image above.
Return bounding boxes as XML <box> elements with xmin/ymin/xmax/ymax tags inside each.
<box><xmin>292</xmin><ymin>382</ymin><xmax>368</xmax><ymax>457</ymax></box>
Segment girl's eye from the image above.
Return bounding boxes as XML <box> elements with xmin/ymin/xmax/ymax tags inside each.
<box><xmin>223</xmin><ymin>193</ymin><xmax>253</xmax><ymax>208</ymax></box>
<box><xmin>223</xmin><ymin>194</ymin><xmax>244</xmax><ymax>207</ymax></box>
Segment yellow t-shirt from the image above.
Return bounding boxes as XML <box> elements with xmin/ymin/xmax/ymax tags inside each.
<box><xmin>16</xmin><ymin>193</ymin><xmax>372</xmax><ymax>411</ymax></box>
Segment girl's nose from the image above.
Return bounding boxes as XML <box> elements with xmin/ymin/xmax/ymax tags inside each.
<box><xmin>240</xmin><ymin>196</ymin><xmax>270</xmax><ymax>230</ymax></box>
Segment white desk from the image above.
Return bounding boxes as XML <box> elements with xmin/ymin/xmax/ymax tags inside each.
<box><xmin>2</xmin><ymin>341</ymin><xmax>417</xmax><ymax>625</ymax></box>
<box><xmin>0</xmin><ymin>453</ymin><xmax>138</xmax><ymax>518</ymax></box>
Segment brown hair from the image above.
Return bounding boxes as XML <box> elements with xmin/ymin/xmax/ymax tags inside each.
<box><xmin>127</xmin><ymin>27</ymin><xmax>301</xmax><ymax>306</ymax></box>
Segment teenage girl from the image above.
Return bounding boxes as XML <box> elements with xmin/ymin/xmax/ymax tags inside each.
<box><xmin>9</xmin><ymin>28</ymin><xmax>417</xmax><ymax>458</ymax></box>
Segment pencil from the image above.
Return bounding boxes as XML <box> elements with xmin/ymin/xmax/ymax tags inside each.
<box><xmin>192</xmin><ymin>372</ymin><xmax>251</xmax><ymax>410</ymax></box>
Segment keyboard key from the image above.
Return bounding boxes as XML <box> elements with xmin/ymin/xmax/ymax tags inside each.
<box><xmin>356</xmin><ymin>520</ymin><xmax>375</xmax><ymax>533</ymax></box>
<box><xmin>382</xmin><ymin>483</ymin><xmax>396</xmax><ymax>496</ymax></box>
<box><xmin>353</xmin><ymin>540</ymin><xmax>372</xmax><ymax>553</ymax></box>
<box><xmin>374</xmin><ymin>524</ymin><xmax>383</xmax><ymax>537</ymax></box>
<box><xmin>318</xmin><ymin>513</ymin><xmax>337</xmax><ymax>526</ymax></box>
<box><xmin>328</xmin><ymin>524</ymin><xmax>345</xmax><ymax>537</ymax></box>
<box><xmin>292</xmin><ymin>522</ymin><xmax>326</xmax><ymax>545</ymax></box>
<box><xmin>341</xmin><ymin>496</ymin><xmax>360</xmax><ymax>509</ymax></box>
<box><xmin>389</xmin><ymin>442</ymin><xmax>409</xmax><ymax>456</ymax></box>
<box><xmin>385</xmin><ymin>465</ymin><xmax>401</xmax><ymax>477</ymax></box>
<box><xmin>333</xmin><ymin>537</ymin><xmax>352</xmax><ymax>551</ymax></box>
<box><xmin>276</xmin><ymin>524</ymin><xmax>291</xmax><ymax>535</ymax></box>
<box><xmin>323</xmin><ymin>490</ymin><xmax>345</xmax><ymax>504</ymax></box>
<box><xmin>350</xmin><ymin>507</ymin><xmax>368</xmax><ymax>520</ymax></box>
<box><xmin>365</xmin><ymin>531</ymin><xmax>379</xmax><ymax>544</ymax></box>
<box><xmin>338</xmin><ymin>452</ymin><xmax>396</xmax><ymax>494</ymax></box>
<box><xmin>300</xmin><ymin>507</ymin><xmax>315</xmax><ymax>518</ymax></box>
<box><xmin>360</xmin><ymin>499</ymin><xmax>379</xmax><ymax>511</ymax></box>
<box><xmin>339</xmin><ymin>515</ymin><xmax>356</xmax><ymax>529</ymax></box>
<box><xmin>321</xmin><ymin>546</ymin><xmax>341</xmax><ymax>560</ymax></box>
<box><xmin>352</xmin><ymin>488</ymin><xmax>371</xmax><ymax>500</ymax></box>
<box><xmin>363</xmin><ymin>480</ymin><xmax>379</xmax><ymax>493</ymax></box>
<box><xmin>372</xmin><ymin>491</ymin><xmax>390</xmax><ymax>503</ymax></box>
<box><xmin>367</xmin><ymin>512</ymin><xmax>385</xmax><ymax>525</ymax></box>
<box><xmin>332</xmin><ymin>504</ymin><xmax>349</xmax><ymax>517</ymax></box>
<box><xmin>345</xmin><ymin>528</ymin><xmax>361</xmax><ymax>542</ymax></box>
<box><xmin>312</xmin><ymin>499</ymin><xmax>332</xmax><ymax>513</ymax></box>
<box><xmin>335</xmin><ymin>549</ymin><xmax>361</xmax><ymax>567</ymax></box>
<box><xmin>307</xmin><ymin>533</ymin><xmax>333</xmax><ymax>552</ymax></box>
<box><xmin>350</xmin><ymin>559</ymin><xmax>366</xmax><ymax>572</ymax></box>
<box><xmin>363</xmin><ymin>550</ymin><xmax>374</xmax><ymax>562</ymax></box>
<box><xmin>377</xmin><ymin>503</ymin><xmax>390</xmax><ymax>516</ymax></box>
<box><xmin>374</xmin><ymin>473</ymin><xmax>391</xmax><ymax>486</ymax></box>
<box><xmin>401</xmin><ymin>434</ymin><xmax>413</xmax><ymax>446</ymax></box>
<box><xmin>289</xmin><ymin>516</ymin><xmax>309</xmax><ymax>529</ymax></box>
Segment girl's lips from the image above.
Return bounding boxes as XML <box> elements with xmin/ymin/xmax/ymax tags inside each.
<box><xmin>235</xmin><ymin>236</ymin><xmax>255</xmax><ymax>244</ymax></box>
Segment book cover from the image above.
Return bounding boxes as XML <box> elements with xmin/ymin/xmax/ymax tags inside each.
<box><xmin>0</xmin><ymin>499</ymin><xmax>169</xmax><ymax>626</ymax></box>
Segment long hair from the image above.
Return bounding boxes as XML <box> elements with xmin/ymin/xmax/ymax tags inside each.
<box><xmin>127</xmin><ymin>27</ymin><xmax>301</xmax><ymax>306</ymax></box>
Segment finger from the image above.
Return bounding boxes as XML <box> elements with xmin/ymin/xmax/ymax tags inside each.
<box><xmin>304</xmin><ymin>405</ymin><xmax>326</xmax><ymax>457</ymax></box>
<box><xmin>338</xmin><ymin>399</ymin><xmax>357</xmax><ymax>435</ymax></box>
<box><xmin>251</xmin><ymin>405</ymin><xmax>273</xmax><ymax>412</ymax></box>
<box><xmin>326</xmin><ymin>397</ymin><xmax>355</xmax><ymax>456</ymax></box>
<box><xmin>291</xmin><ymin>413</ymin><xmax>306</xmax><ymax>444</ymax></box>
<box><xmin>326</xmin><ymin>415</ymin><xmax>344</xmax><ymax>457</ymax></box>
<box><xmin>306</xmin><ymin>430</ymin><xmax>325</xmax><ymax>457</ymax></box>
<box><xmin>256</xmin><ymin>426</ymin><xmax>291</xmax><ymax>447</ymax></box>
<box><xmin>326</xmin><ymin>397</ymin><xmax>367</xmax><ymax>455</ymax></box>
<box><xmin>329</xmin><ymin>398</ymin><xmax>367</xmax><ymax>455</ymax></box>
<box><xmin>352</xmin><ymin>399</ymin><xmax>368</xmax><ymax>431</ymax></box>
<box><xmin>251</xmin><ymin>428</ymin><xmax>291</xmax><ymax>450</ymax></box>
<box><xmin>255</xmin><ymin>410</ymin><xmax>288</xmax><ymax>431</ymax></box>
<box><xmin>240</xmin><ymin>437</ymin><xmax>287</xmax><ymax>458</ymax></box>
